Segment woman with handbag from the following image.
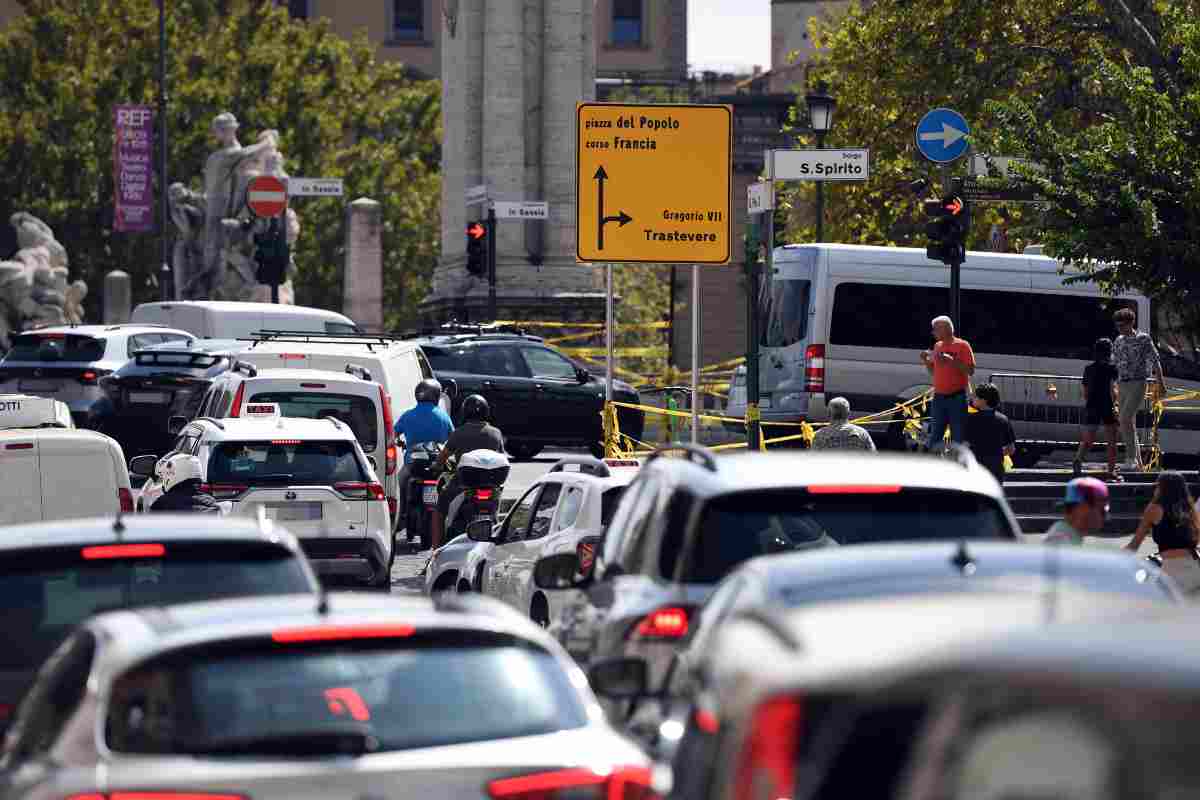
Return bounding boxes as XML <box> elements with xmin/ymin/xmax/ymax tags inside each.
<box><xmin>1125</xmin><ymin>471</ymin><xmax>1200</xmax><ymax>595</ymax></box>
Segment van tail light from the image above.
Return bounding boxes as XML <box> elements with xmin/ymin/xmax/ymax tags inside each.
<box><xmin>487</xmin><ymin>766</ymin><xmax>657</xmax><ymax>800</ymax></box>
<box><xmin>633</xmin><ymin>607</ymin><xmax>691</xmax><ymax>639</ymax></box>
<box><xmin>380</xmin><ymin>388</ymin><xmax>397</xmax><ymax>476</ymax></box>
<box><xmin>336</xmin><ymin>482</ymin><xmax>386</xmax><ymax>501</ymax></box>
<box><xmin>117</xmin><ymin>488</ymin><xmax>134</xmax><ymax>513</ymax></box>
<box><xmin>734</xmin><ymin>695</ymin><xmax>804</xmax><ymax>800</ymax></box>
<box><xmin>229</xmin><ymin>382</ymin><xmax>246</xmax><ymax>417</ymax></box>
<box><xmin>68</xmin><ymin>793</ymin><xmax>247</xmax><ymax>800</ymax></box>
<box><xmin>82</xmin><ymin>543</ymin><xmax>165</xmax><ymax>560</ymax></box>
<box><xmin>577</xmin><ymin>539</ymin><xmax>598</xmax><ymax>576</ymax></box>
<box><xmin>804</xmin><ymin>344</ymin><xmax>825</xmax><ymax>393</ymax></box>
<box><xmin>472</xmin><ymin>488</ymin><xmax>495</xmax><ymax>501</ymax></box>
<box><xmin>200</xmin><ymin>483</ymin><xmax>248</xmax><ymax>500</ymax></box>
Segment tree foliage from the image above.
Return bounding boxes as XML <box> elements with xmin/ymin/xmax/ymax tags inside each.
<box><xmin>0</xmin><ymin>0</ymin><xmax>440</xmax><ymax>326</ymax></box>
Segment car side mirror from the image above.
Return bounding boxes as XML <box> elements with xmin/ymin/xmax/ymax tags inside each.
<box><xmin>588</xmin><ymin>657</ymin><xmax>649</xmax><ymax>700</ymax></box>
<box><xmin>576</xmin><ymin>368</ymin><xmax>590</xmax><ymax>384</ymax></box>
<box><xmin>442</xmin><ymin>378</ymin><xmax>459</xmax><ymax>400</ymax></box>
<box><xmin>129</xmin><ymin>454</ymin><xmax>159</xmax><ymax>478</ymax></box>
<box><xmin>466</xmin><ymin>518</ymin><xmax>496</xmax><ymax>542</ymax></box>
<box><xmin>167</xmin><ymin>416</ymin><xmax>189</xmax><ymax>436</ymax></box>
<box><xmin>533</xmin><ymin>552</ymin><xmax>592</xmax><ymax>590</ymax></box>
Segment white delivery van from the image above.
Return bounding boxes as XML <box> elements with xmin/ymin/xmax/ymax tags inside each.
<box><xmin>130</xmin><ymin>301</ymin><xmax>359</xmax><ymax>340</ymax></box>
<box><xmin>0</xmin><ymin>428</ymin><xmax>133</xmax><ymax>524</ymax></box>
<box><xmin>742</xmin><ymin>243</ymin><xmax>1200</xmax><ymax>462</ymax></box>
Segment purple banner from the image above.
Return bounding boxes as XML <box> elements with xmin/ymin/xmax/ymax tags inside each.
<box><xmin>113</xmin><ymin>104</ymin><xmax>155</xmax><ymax>233</ymax></box>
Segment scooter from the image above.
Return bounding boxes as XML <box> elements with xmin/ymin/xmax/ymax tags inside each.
<box><xmin>406</xmin><ymin>442</ymin><xmax>442</xmax><ymax>552</ymax></box>
<box><xmin>443</xmin><ymin>448</ymin><xmax>511</xmax><ymax>539</ymax></box>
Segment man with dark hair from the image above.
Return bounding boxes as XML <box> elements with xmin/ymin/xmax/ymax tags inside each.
<box><xmin>965</xmin><ymin>382</ymin><xmax>1015</xmax><ymax>484</ymax></box>
<box><xmin>1112</xmin><ymin>308</ymin><xmax>1164</xmax><ymax>470</ymax></box>
<box><xmin>1075</xmin><ymin>338</ymin><xmax>1120</xmax><ymax>478</ymax></box>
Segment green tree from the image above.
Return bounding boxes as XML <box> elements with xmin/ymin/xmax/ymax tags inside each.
<box><xmin>0</xmin><ymin>0</ymin><xmax>440</xmax><ymax>325</ymax></box>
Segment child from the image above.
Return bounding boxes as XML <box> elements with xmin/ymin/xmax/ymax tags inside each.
<box><xmin>966</xmin><ymin>382</ymin><xmax>1016</xmax><ymax>485</ymax></box>
<box><xmin>1074</xmin><ymin>338</ymin><xmax>1120</xmax><ymax>479</ymax></box>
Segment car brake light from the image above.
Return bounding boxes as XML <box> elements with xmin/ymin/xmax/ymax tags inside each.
<box><xmin>335</xmin><ymin>482</ymin><xmax>386</xmax><ymax>500</ymax></box>
<box><xmin>200</xmin><ymin>483</ymin><xmax>248</xmax><ymax>500</ymax></box>
<box><xmin>694</xmin><ymin>708</ymin><xmax>720</xmax><ymax>735</ymax></box>
<box><xmin>37</xmin><ymin>333</ymin><xmax>66</xmax><ymax>339</ymax></box>
<box><xmin>229</xmin><ymin>382</ymin><xmax>246</xmax><ymax>417</ymax></box>
<box><xmin>0</xmin><ymin>703</ymin><xmax>12</xmax><ymax>721</ymax></box>
<box><xmin>380</xmin><ymin>387</ymin><xmax>397</xmax><ymax>476</ymax></box>
<box><xmin>82</xmin><ymin>543</ymin><xmax>165</xmax><ymax>560</ymax></box>
<box><xmin>635</xmin><ymin>607</ymin><xmax>689</xmax><ymax>639</ymax></box>
<box><xmin>734</xmin><ymin>695</ymin><xmax>804</xmax><ymax>800</ymax></box>
<box><xmin>68</xmin><ymin>794</ymin><xmax>247</xmax><ymax>800</ymax></box>
<box><xmin>807</xmin><ymin>485</ymin><xmax>902</xmax><ymax>494</ymax></box>
<box><xmin>79</xmin><ymin>370</ymin><xmax>99</xmax><ymax>385</ymax></box>
<box><xmin>118</xmin><ymin>488</ymin><xmax>134</xmax><ymax>513</ymax></box>
<box><xmin>4</xmin><ymin>442</ymin><xmax>34</xmax><ymax>450</ymax></box>
<box><xmin>271</xmin><ymin>624</ymin><xmax>416</xmax><ymax>643</ymax></box>
<box><xmin>299</xmin><ymin>382</ymin><xmax>327</xmax><ymax>388</ymax></box>
<box><xmin>577</xmin><ymin>540</ymin><xmax>597</xmax><ymax>575</ymax></box>
<box><xmin>278</xmin><ymin>353</ymin><xmax>306</xmax><ymax>360</ymax></box>
<box><xmin>488</xmin><ymin>766</ymin><xmax>656</xmax><ymax>800</ymax></box>
<box><xmin>473</xmin><ymin>488</ymin><xmax>495</xmax><ymax>501</ymax></box>
<box><xmin>422</xmin><ymin>479</ymin><xmax>438</xmax><ymax>485</ymax></box>
<box><xmin>270</xmin><ymin>439</ymin><xmax>303</xmax><ymax>445</ymax></box>
<box><xmin>804</xmin><ymin>344</ymin><xmax>825</xmax><ymax>393</ymax></box>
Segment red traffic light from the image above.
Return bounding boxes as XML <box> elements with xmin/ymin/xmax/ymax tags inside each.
<box><xmin>944</xmin><ymin>197</ymin><xmax>964</xmax><ymax>215</ymax></box>
<box><xmin>466</xmin><ymin>222</ymin><xmax>486</xmax><ymax>240</ymax></box>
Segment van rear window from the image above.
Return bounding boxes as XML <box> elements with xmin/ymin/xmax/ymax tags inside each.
<box><xmin>207</xmin><ymin>441</ymin><xmax>367</xmax><ymax>485</ymax></box>
<box><xmin>7</xmin><ymin>334</ymin><xmax>105</xmax><ymax>363</ymax></box>
<box><xmin>249</xmin><ymin>393</ymin><xmax>379</xmax><ymax>451</ymax></box>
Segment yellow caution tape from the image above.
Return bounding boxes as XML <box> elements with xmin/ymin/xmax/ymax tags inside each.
<box><xmin>561</xmin><ymin>346</ymin><xmax>668</xmax><ymax>358</ymax></box>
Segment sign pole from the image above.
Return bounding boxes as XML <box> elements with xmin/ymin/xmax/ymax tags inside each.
<box><xmin>691</xmin><ymin>263</ymin><xmax>700</xmax><ymax>444</ymax></box>
<box><xmin>750</xmin><ymin>206</ymin><xmax>771</xmax><ymax>450</ymax></box>
<box><xmin>605</xmin><ymin>262</ymin><xmax>614</xmax><ymax>404</ymax></box>
<box><xmin>157</xmin><ymin>0</ymin><xmax>170</xmax><ymax>300</ymax></box>
<box><xmin>487</xmin><ymin>204</ymin><xmax>498</xmax><ymax>322</ymax></box>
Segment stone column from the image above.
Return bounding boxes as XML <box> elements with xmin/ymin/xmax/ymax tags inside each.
<box><xmin>103</xmin><ymin>270</ymin><xmax>131</xmax><ymax>324</ymax></box>
<box><xmin>483</xmin><ymin>0</ymin><xmax>526</xmax><ymax>261</ymax></box>
<box><xmin>343</xmin><ymin>198</ymin><xmax>384</xmax><ymax>332</ymax></box>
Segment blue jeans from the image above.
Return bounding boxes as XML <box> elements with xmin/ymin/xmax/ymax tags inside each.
<box><xmin>928</xmin><ymin>391</ymin><xmax>968</xmax><ymax>450</ymax></box>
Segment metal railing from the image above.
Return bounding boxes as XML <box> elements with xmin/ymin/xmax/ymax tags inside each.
<box><xmin>989</xmin><ymin>371</ymin><xmax>1151</xmax><ymax>437</ymax></box>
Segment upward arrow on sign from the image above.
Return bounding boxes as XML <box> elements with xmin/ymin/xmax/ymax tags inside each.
<box><xmin>593</xmin><ymin>166</ymin><xmax>633</xmax><ymax>252</ymax></box>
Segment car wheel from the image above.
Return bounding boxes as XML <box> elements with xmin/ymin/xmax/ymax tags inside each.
<box><xmin>507</xmin><ymin>441</ymin><xmax>544</xmax><ymax>461</ymax></box>
<box><xmin>530</xmin><ymin>594</ymin><xmax>551</xmax><ymax>628</ymax></box>
<box><xmin>457</xmin><ymin>579</ymin><xmax>472</xmax><ymax>593</ymax></box>
<box><xmin>431</xmin><ymin>570</ymin><xmax>458</xmax><ymax>594</ymax></box>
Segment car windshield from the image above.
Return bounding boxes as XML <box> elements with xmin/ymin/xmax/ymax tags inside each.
<box><xmin>6</xmin><ymin>334</ymin><xmax>105</xmax><ymax>363</ymax></box>
<box><xmin>0</xmin><ymin>543</ymin><xmax>312</xmax><ymax>671</ymax></box>
<box><xmin>249</xmin><ymin>393</ymin><xmax>379</xmax><ymax>452</ymax></box>
<box><xmin>601</xmin><ymin>486</ymin><xmax>627</xmax><ymax>530</ymax></box>
<box><xmin>678</xmin><ymin>489</ymin><xmax>1012</xmax><ymax>583</ymax></box>
<box><xmin>207</xmin><ymin>441</ymin><xmax>367</xmax><ymax>485</ymax></box>
<box><xmin>105</xmin><ymin>636</ymin><xmax>589</xmax><ymax>755</ymax></box>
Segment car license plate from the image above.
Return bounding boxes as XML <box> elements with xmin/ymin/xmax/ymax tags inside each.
<box><xmin>128</xmin><ymin>391</ymin><xmax>170</xmax><ymax>404</ymax></box>
<box><xmin>421</xmin><ymin>485</ymin><xmax>438</xmax><ymax>505</ymax></box>
<box><xmin>268</xmin><ymin>502</ymin><xmax>323</xmax><ymax>521</ymax></box>
<box><xmin>19</xmin><ymin>380</ymin><xmax>57</xmax><ymax>392</ymax></box>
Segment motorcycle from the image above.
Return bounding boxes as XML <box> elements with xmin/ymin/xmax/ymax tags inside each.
<box><xmin>443</xmin><ymin>448</ymin><xmax>511</xmax><ymax>540</ymax></box>
<box><xmin>406</xmin><ymin>441</ymin><xmax>443</xmax><ymax>552</ymax></box>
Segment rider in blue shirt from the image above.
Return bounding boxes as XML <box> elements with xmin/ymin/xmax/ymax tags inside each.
<box><xmin>395</xmin><ymin>379</ymin><xmax>454</xmax><ymax>521</ymax></box>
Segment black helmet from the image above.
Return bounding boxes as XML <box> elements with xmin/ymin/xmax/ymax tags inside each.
<box><xmin>461</xmin><ymin>394</ymin><xmax>490</xmax><ymax>423</ymax></box>
<box><xmin>415</xmin><ymin>378</ymin><xmax>442</xmax><ymax>404</ymax></box>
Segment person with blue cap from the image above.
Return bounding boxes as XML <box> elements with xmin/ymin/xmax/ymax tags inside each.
<box><xmin>1044</xmin><ymin>477</ymin><xmax>1110</xmax><ymax>545</ymax></box>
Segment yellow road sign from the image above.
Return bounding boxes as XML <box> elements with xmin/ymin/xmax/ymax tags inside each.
<box><xmin>576</xmin><ymin>103</ymin><xmax>732</xmax><ymax>265</ymax></box>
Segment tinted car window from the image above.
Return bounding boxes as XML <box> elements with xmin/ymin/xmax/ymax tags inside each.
<box><xmin>521</xmin><ymin>347</ymin><xmax>577</xmax><ymax>379</ymax></box>
<box><xmin>207</xmin><ymin>441</ymin><xmax>367</xmax><ymax>485</ymax></box>
<box><xmin>105</xmin><ymin>637</ymin><xmax>588</xmax><ymax>755</ymax></box>
<box><xmin>528</xmin><ymin>483</ymin><xmax>562</xmax><ymax>540</ymax></box>
<box><xmin>471</xmin><ymin>345</ymin><xmax>531</xmax><ymax>378</ymax></box>
<box><xmin>249</xmin><ymin>392</ymin><xmax>379</xmax><ymax>452</ymax></box>
<box><xmin>6</xmin><ymin>334</ymin><xmax>105</xmax><ymax>363</ymax></box>
<box><xmin>421</xmin><ymin>346</ymin><xmax>468</xmax><ymax>372</ymax></box>
<box><xmin>0</xmin><ymin>544</ymin><xmax>311</xmax><ymax>672</ymax></box>
<box><xmin>601</xmin><ymin>486</ymin><xmax>627</xmax><ymax>531</ymax></box>
<box><xmin>681</xmin><ymin>489</ymin><xmax>1010</xmax><ymax>584</ymax></box>
<box><xmin>503</xmin><ymin>486</ymin><xmax>541</xmax><ymax>541</ymax></box>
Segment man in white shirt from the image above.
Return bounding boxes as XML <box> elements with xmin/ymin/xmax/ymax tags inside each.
<box><xmin>1044</xmin><ymin>478</ymin><xmax>1110</xmax><ymax>545</ymax></box>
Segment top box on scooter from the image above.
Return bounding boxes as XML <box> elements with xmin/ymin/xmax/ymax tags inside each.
<box><xmin>458</xmin><ymin>449</ymin><xmax>511</xmax><ymax>488</ymax></box>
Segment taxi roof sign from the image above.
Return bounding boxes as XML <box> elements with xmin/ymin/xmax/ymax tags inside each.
<box><xmin>0</xmin><ymin>395</ymin><xmax>73</xmax><ymax>430</ymax></box>
<box><xmin>243</xmin><ymin>402</ymin><xmax>281</xmax><ymax>418</ymax></box>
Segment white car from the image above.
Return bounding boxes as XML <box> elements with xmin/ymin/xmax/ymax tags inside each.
<box><xmin>468</xmin><ymin>456</ymin><xmax>638</xmax><ymax>641</ymax></box>
<box><xmin>131</xmin><ymin>402</ymin><xmax>393</xmax><ymax>587</ymax></box>
<box><xmin>130</xmin><ymin>300</ymin><xmax>359</xmax><ymax>338</ymax></box>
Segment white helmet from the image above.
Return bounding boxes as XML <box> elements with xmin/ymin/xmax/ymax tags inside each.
<box><xmin>159</xmin><ymin>453</ymin><xmax>204</xmax><ymax>492</ymax></box>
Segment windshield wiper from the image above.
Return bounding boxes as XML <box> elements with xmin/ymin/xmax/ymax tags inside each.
<box><xmin>189</xmin><ymin>726</ymin><xmax>379</xmax><ymax>757</ymax></box>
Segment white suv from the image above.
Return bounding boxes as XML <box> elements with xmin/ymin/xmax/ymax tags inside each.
<box><xmin>134</xmin><ymin>403</ymin><xmax>392</xmax><ymax>587</ymax></box>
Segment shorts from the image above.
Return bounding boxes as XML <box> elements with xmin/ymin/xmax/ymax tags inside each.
<box><xmin>1083</xmin><ymin>406</ymin><xmax>1118</xmax><ymax>431</ymax></box>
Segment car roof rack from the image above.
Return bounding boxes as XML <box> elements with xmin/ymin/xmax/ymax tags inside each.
<box><xmin>393</xmin><ymin>322</ymin><xmax>543</xmax><ymax>342</ymax></box>
<box><xmin>243</xmin><ymin>330</ymin><xmax>409</xmax><ymax>351</ymax></box>
<box><xmin>549</xmin><ymin>456</ymin><xmax>611</xmax><ymax>478</ymax></box>
<box><xmin>105</xmin><ymin>323</ymin><xmax>172</xmax><ymax>331</ymax></box>
<box><xmin>643</xmin><ymin>442</ymin><xmax>719</xmax><ymax>472</ymax></box>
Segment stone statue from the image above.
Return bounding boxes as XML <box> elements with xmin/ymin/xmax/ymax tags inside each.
<box><xmin>64</xmin><ymin>280</ymin><xmax>87</xmax><ymax>325</ymax></box>
<box><xmin>0</xmin><ymin>260</ymin><xmax>30</xmax><ymax>352</ymax></box>
<box><xmin>0</xmin><ymin>213</ymin><xmax>84</xmax><ymax>349</ymax></box>
<box><xmin>168</xmin><ymin>183</ymin><xmax>205</xmax><ymax>300</ymax></box>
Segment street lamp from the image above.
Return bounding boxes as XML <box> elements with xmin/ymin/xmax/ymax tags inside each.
<box><xmin>805</xmin><ymin>81</ymin><xmax>836</xmax><ymax>243</ymax></box>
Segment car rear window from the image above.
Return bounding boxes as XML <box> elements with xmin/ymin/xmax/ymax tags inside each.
<box><xmin>421</xmin><ymin>346</ymin><xmax>468</xmax><ymax>372</ymax></box>
<box><xmin>249</xmin><ymin>392</ymin><xmax>379</xmax><ymax>452</ymax></box>
<box><xmin>0</xmin><ymin>542</ymin><xmax>312</xmax><ymax>671</ymax></box>
<box><xmin>207</xmin><ymin>440</ymin><xmax>367</xmax><ymax>485</ymax></box>
<box><xmin>6</xmin><ymin>334</ymin><xmax>105</xmax><ymax>363</ymax></box>
<box><xmin>104</xmin><ymin>635</ymin><xmax>588</xmax><ymax>755</ymax></box>
<box><xmin>679</xmin><ymin>489</ymin><xmax>1013</xmax><ymax>583</ymax></box>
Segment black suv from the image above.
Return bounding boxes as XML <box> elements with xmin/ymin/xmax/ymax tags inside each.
<box><xmin>416</xmin><ymin>328</ymin><xmax>644</xmax><ymax>460</ymax></box>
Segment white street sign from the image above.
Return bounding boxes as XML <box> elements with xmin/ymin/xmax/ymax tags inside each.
<box><xmin>770</xmin><ymin>149</ymin><xmax>870</xmax><ymax>181</ymax></box>
<box><xmin>971</xmin><ymin>154</ymin><xmax>1042</xmax><ymax>178</ymax></box>
<box><xmin>287</xmin><ymin>177</ymin><xmax>344</xmax><ymax>197</ymax></box>
<box><xmin>465</xmin><ymin>184</ymin><xmax>490</xmax><ymax>206</ymax></box>
<box><xmin>493</xmin><ymin>200</ymin><xmax>548</xmax><ymax>220</ymax></box>
<box><xmin>747</xmin><ymin>182</ymin><xmax>774</xmax><ymax>214</ymax></box>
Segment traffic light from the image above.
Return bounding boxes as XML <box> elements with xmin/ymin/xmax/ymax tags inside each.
<box><xmin>923</xmin><ymin>191</ymin><xmax>969</xmax><ymax>265</ymax></box>
<box><xmin>466</xmin><ymin>220</ymin><xmax>487</xmax><ymax>276</ymax></box>
<box><xmin>254</xmin><ymin>217</ymin><xmax>289</xmax><ymax>286</ymax></box>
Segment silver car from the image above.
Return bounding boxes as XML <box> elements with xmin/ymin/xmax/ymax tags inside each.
<box><xmin>0</xmin><ymin>592</ymin><xmax>653</xmax><ymax>800</ymax></box>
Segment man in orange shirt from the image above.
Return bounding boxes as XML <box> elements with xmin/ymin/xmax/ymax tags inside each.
<box><xmin>920</xmin><ymin>315</ymin><xmax>976</xmax><ymax>452</ymax></box>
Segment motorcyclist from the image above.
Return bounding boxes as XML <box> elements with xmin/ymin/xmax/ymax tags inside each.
<box><xmin>148</xmin><ymin>453</ymin><xmax>220</xmax><ymax>513</ymax></box>
<box><xmin>394</xmin><ymin>378</ymin><xmax>454</xmax><ymax>529</ymax></box>
<box><xmin>432</xmin><ymin>394</ymin><xmax>504</xmax><ymax>549</ymax></box>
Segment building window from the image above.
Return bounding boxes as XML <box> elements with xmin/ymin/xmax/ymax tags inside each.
<box><xmin>392</xmin><ymin>0</ymin><xmax>424</xmax><ymax>42</ymax></box>
<box><xmin>612</xmin><ymin>0</ymin><xmax>643</xmax><ymax>46</ymax></box>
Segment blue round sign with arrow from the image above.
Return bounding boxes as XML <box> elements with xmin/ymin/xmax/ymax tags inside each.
<box><xmin>915</xmin><ymin>108</ymin><xmax>970</xmax><ymax>164</ymax></box>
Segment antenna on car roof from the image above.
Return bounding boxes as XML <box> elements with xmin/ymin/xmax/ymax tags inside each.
<box><xmin>949</xmin><ymin>540</ymin><xmax>974</xmax><ymax>574</ymax></box>
<box><xmin>112</xmin><ymin>513</ymin><xmax>126</xmax><ymax>541</ymax></box>
<box><xmin>316</xmin><ymin>585</ymin><xmax>330</xmax><ymax>615</ymax></box>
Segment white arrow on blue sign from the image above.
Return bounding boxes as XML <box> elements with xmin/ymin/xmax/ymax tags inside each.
<box><xmin>915</xmin><ymin>108</ymin><xmax>970</xmax><ymax>164</ymax></box>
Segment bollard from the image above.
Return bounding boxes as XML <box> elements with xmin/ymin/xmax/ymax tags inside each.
<box><xmin>103</xmin><ymin>270</ymin><xmax>132</xmax><ymax>324</ymax></box>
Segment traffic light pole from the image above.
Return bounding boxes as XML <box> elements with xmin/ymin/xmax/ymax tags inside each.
<box><xmin>487</xmin><ymin>205</ymin><xmax>497</xmax><ymax>322</ymax></box>
<box><xmin>746</xmin><ymin>211</ymin><xmax>766</xmax><ymax>451</ymax></box>
<box><xmin>949</xmin><ymin>253</ymin><xmax>961</xmax><ymax>330</ymax></box>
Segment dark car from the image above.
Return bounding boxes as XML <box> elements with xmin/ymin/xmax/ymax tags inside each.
<box><xmin>96</xmin><ymin>339</ymin><xmax>248</xmax><ymax>458</ymax></box>
<box><xmin>416</xmin><ymin>328</ymin><xmax>644</xmax><ymax>460</ymax></box>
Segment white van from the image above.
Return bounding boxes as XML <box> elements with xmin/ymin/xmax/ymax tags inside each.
<box><xmin>0</xmin><ymin>395</ymin><xmax>74</xmax><ymax>430</ymax></box>
<box><xmin>0</xmin><ymin>428</ymin><xmax>133</xmax><ymax>524</ymax></box>
<box><xmin>742</xmin><ymin>244</ymin><xmax>1200</xmax><ymax>463</ymax></box>
<box><xmin>130</xmin><ymin>301</ymin><xmax>359</xmax><ymax>340</ymax></box>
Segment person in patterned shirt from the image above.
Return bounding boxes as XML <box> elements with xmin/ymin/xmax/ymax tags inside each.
<box><xmin>1112</xmin><ymin>308</ymin><xmax>1164</xmax><ymax>470</ymax></box>
<box><xmin>813</xmin><ymin>397</ymin><xmax>876</xmax><ymax>452</ymax></box>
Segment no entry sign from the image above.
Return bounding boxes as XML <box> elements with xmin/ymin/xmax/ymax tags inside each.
<box><xmin>247</xmin><ymin>175</ymin><xmax>288</xmax><ymax>218</ymax></box>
